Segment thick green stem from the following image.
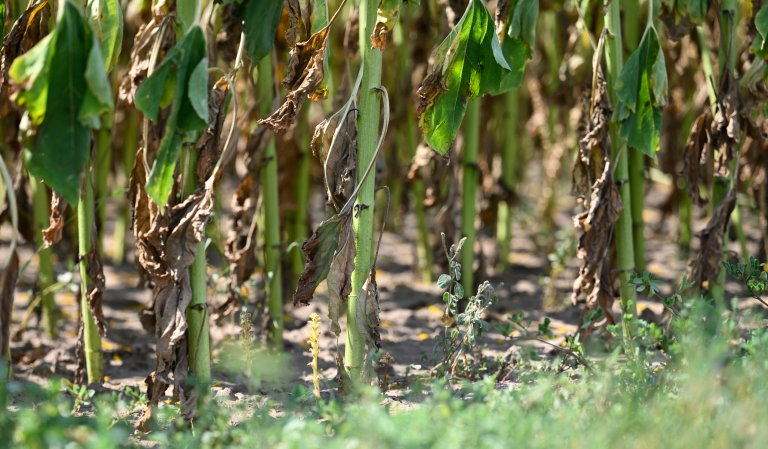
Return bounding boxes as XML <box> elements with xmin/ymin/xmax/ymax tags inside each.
<box><xmin>624</xmin><ymin>0</ymin><xmax>645</xmax><ymax>272</ymax></box>
<box><xmin>345</xmin><ymin>0</ymin><xmax>382</xmax><ymax>381</ymax></box>
<box><xmin>183</xmin><ymin>150</ymin><xmax>211</xmax><ymax>380</ymax></box>
<box><xmin>496</xmin><ymin>89</ymin><xmax>518</xmax><ymax>272</ymax></box>
<box><xmin>78</xmin><ymin>162</ymin><xmax>102</xmax><ymax>383</ymax></box>
<box><xmin>95</xmin><ymin>123</ymin><xmax>111</xmax><ymax>256</ymax></box>
<box><xmin>31</xmin><ymin>177</ymin><xmax>56</xmax><ymax>338</ymax></box>
<box><xmin>413</xmin><ymin>180</ymin><xmax>433</xmax><ymax>283</ymax></box>
<box><xmin>258</xmin><ymin>55</ymin><xmax>284</xmax><ymax>348</ymax></box>
<box><xmin>461</xmin><ymin>99</ymin><xmax>480</xmax><ymax>298</ymax></box>
<box><xmin>605</xmin><ymin>0</ymin><xmax>637</xmax><ymax>315</ymax></box>
<box><xmin>114</xmin><ymin>110</ymin><xmax>139</xmax><ymax>263</ymax></box>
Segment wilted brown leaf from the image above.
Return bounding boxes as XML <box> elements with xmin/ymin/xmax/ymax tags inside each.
<box><xmin>259</xmin><ymin>0</ymin><xmax>340</xmax><ymax>132</ymax></box>
<box><xmin>0</xmin><ymin>251</ymin><xmax>19</xmax><ymax>360</ymax></box>
<box><xmin>43</xmin><ymin>191</ymin><xmax>66</xmax><ymax>247</ymax></box>
<box><xmin>571</xmin><ymin>162</ymin><xmax>621</xmax><ymax>325</ymax></box>
<box><xmin>311</xmin><ymin>108</ymin><xmax>358</xmax><ymax>210</ymax></box>
<box><xmin>119</xmin><ymin>18</ymin><xmax>175</xmax><ymax>105</ymax></box>
<box><xmin>293</xmin><ymin>213</ymin><xmax>352</xmax><ymax>306</ymax></box>
<box><xmin>326</xmin><ymin>223</ymin><xmax>355</xmax><ymax>335</ymax></box>
<box><xmin>354</xmin><ymin>272</ymin><xmax>381</xmax><ymax>352</ymax></box>
<box><xmin>682</xmin><ymin>110</ymin><xmax>712</xmax><ymax>206</ymax></box>
<box><xmin>416</xmin><ymin>70</ymin><xmax>447</xmax><ymax>121</ymax></box>
<box><xmin>0</xmin><ymin>0</ymin><xmax>50</xmax><ymax>87</ymax></box>
<box><xmin>659</xmin><ymin>4</ymin><xmax>696</xmax><ymax>41</ymax></box>
<box><xmin>372</xmin><ymin>1</ymin><xmax>400</xmax><ymax>50</ymax></box>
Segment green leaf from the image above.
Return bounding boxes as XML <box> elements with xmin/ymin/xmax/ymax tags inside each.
<box><xmin>79</xmin><ymin>40</ymin><xmax>114</xmax><ymax>128</ymax></box>
<box><xmin>243</xmin><ymin>0</ymin><xmax>283</xmax><ymax>63</ymax></box>
<box><xmin>176</xmin><ymin>0</ymin><xmax>199</xmax><ymax>36</ymax></box>
<box><xmin>136</xmin><ymin>26</ymin><xmax>208</xmax><ymax>207</ymax></box>
<box><xmin>437</xmin><ymin>274</ymin><xmax>453</xmax><ymax>290</ymax></box>
<box><xmin>751</xmin><ymin>3</ymin><xmax>768</xmax><ymax>59</ymax></box>
<box><xmin>86</xmin><ymin>0</ymin><xmax>123</xmax><ymax>72</ymax></box>
<box><xmin>613</xmin><ymin>26</ymin><xmax>667</xmax><ymax>157</ymax></box>
<box><xmin>9</xmin><ymin>34</ymin><xmax>54</xmax><ymax>124</ymax></box>
<box><xmin>495</xmin><ymin>0</ymin><xmax>538</xmax><ymax>91</ymax></box>
<box><xmin>23</xmin><ymin>2</ymin><xmax>102</xmax><ymax>204</ymax></box>
<box><xmin>418</xmin><ymin>0</ymin><xmax>528</xmax><ymax>155</ymax></box>
<box><xmin>0</xmin><ymin>0</ymin><xmax>6</xmax><ymax>39</ymax></box>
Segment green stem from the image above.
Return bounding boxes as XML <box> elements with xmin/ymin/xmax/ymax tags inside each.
<box><xmin>78</xmin><ymin>161</ymin><xmax>102</xmax><ymax>384</ymax></box>
<box><xmin>258</xmin><ymin>55</ymin><xmax>284</xmax><ymax>349</ymax></box>
<box><xmin>31</xmin><ymin>177</ymin><xmax>56</xmax><ymax>338</ymax></box>
<box><xmin>496</xmin><ymin>89</ymin><xmax>518</xmax><ymax>272</ymax></box>
<box><xmin>624</xmin><ymin>0</ymin><xmax>645</xmax><ymax>272</ymax></box>
<box><xmin>605</xmin><ymin>0</ymin><xmax>637</xmax><ymax>316</ymax></box>
<box><xmin>345</xmin><ymin>0</ymin><xmax>382</xmax><ymax>381</ymax></box>
<box><xmin>183</xmin><ymin>150</ymin><xmax>211</xmax><ymax>380</ymax></box>
<box><xmin>461</xmin><ymin>99</ymin><xmax>480</xmax><ymax>298</ymax></box>
<box><xmin>95</xmin><ymin>121</ymin><xmax>111</xmax><ymax>259</ymax></box>
<box><xmin>413</xmin><ymin>180</ymin><xmax>433</xmax><ymax>283</ymax></box>
<box><xmin>114</xmin><ymin>110</ymin><xmax>139</xmax><ymax>263</ymax></box>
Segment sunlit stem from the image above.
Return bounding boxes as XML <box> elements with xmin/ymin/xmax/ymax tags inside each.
<box><xmin>345</xmin><ymin>0</ymin><xmax>382</xmax><ymax>382</ymax></box>
<box><xmin>258</xmin><ymin>55</ymin><xmax>284</xmax><ymax>349</ymax></box>
<box><xmin>30</xmin><ymin>177</ymin><xmax>57</xmax><ymax>338</ymax></box>
<box><xmin>604</xmin><ymin>0</ymin><xmax>637</xmax><ymax>320</ymax></box>
<box><xmin>78</xmin><ymin>160</ymin><xmax>103</xmax><ymax>383</ymax></box>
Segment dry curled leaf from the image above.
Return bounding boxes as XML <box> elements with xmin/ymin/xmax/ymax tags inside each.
<box><xmin>372</xmin><ymin>0</ymin><xmax>400</xmax><ymax>50</ymax></box>
<box><xmin>131</xmin><ymin>145</ymin><xmax>218</xmax><ymax>429</ymax></box>
<box><xmin>119</xmin><ymin>18</ymin><xmax>175</xmax><ymax>105</ymax></box>
<box><xmin>573</xmin><ymin>65</ymin><xmax>610</xmax><ymax>198</ymax></box>
<box><xmin>0</xmin><ymin>0</ymin><xmax>50</xmax><ymax>87</ymax></box>
<box><xmin>325</xmin><ymin>222</ymin><xmax>355</xmax><ymax>335</ymax></box>
<box><xmin>311</xmin><ymin>108</ymin><xmax>358</xmax><ymax>210</ymax></box>
<box><xmin>571</xmin><ymin>162</ymin><xmax>621</xmax><ymax>326</ymax></box>
<box><xmin>293</xmin><ymin>212</ymin><xmax>353</xmax><ymax>306</ymax></box>
<box><xmin>0</xmin><ymin>251</ymin><xmax>19</xmax><ymax>360</ymax></box>
<box><xmin>689</xmin><ymin>189</ymin><xmax>737</xmax><ymax>292</ymax></box>
<box><xmin>43</xmin><ymin>191</ymin><xmax>66</xmax><ymax>247</ymax></box>
<box><xmin>259</xmin><ymin>0</ymin><xmax>337</xmax><ymax>132</ymax></box>
<box><xmin>355</xmin><ymin>272</ymin><xmax>381</xmax><ymax>352</ymax></box>
<box><xmin>682</xmin><ymin>110</ymin><xmax>712</xmax><ymax>206</ymax></box>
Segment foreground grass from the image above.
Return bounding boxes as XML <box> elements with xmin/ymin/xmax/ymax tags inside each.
<box><xmin>3</xmin><ymin>303</ymin><xmax>768</xmax><ymax>448</ymax></box>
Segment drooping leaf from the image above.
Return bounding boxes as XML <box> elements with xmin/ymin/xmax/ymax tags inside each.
<box><xmin>14</xmin><ymin>1</ymin><xmax>113</xmax><ymax>204</ymax></box>
<box><xmin>135</xmin><ymin>26</ymin><xmax>208</xmax><ymax>207</ymax></box>
<box><xmin>243</xmin><ymin>0</ymin><xmax>284</xmax><ymax>63</ymax></box>
<box><xmin>417</xmin><ymin>0</ymin><xmax>528</xmax><ymax>155</ymax></box>
<box><xmin>293</xmin><ymin>213</ymin><xmax>351</xmax><ymax>306</ymax></box>
<box><xmin>86</xmin><ymin>0</ymin><xmax>123</xmax><ymax>71</ymax></box>
<box><xmin>311</xmin><ymin>107</ymin><xmax>357</xmax><ymax>211</ymax></box>
<box><xmin>326</xmin><ymin>223</ymin><xmax>355</xmax><ymax>335</ymax></box>
<box><xmin>0</xmin><ymin>0</ymin><xmax>50</xmax><ymax>87</ymax></box>
<box><xmin>258</xmin><ymin>0</ymin><xmax>337</xmax><ymax>132</ymax></box>
<box><xmin>372</xmin><ymin>0</ymin><xmax>401</xmax><ymax>49</ymax></box>
<box><xmin>613</xmin><ymin>25</ymin><xmax>667</xmax><ymax>158</ymax></box>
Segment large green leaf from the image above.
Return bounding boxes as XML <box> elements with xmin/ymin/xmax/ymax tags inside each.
<box><xmin>418</xmin><ymin>0</ymin><xmax>528</xmax><ymax>155</ymax></box>
<box><xmin>86</xmin><ymin>0</ymin><xmax>124</xmax><ymax>72</ymax></box>
<box><xmin>12</xmin><ymin>1</ymin><xmax>113</xmax><ymax>204</ymax></box>
<box><xmin>135</xmin><ymin>26</ymin><xmax>208</xmax><ymax>207</ymax></box>
<box><xmin>613</xmin><ymin>25</ymin><xmax>667</xmax><ymax>158</ymax></box>
<box><xmin>243</xmin><ymin>0</ymin><xmax>283</xmax><ymax>63</ymax></box>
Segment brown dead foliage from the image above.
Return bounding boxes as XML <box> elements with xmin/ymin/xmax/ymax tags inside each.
<box><xmin>0</xmin><ymin>0</ymin><xmax>50</xmax><ymax>88</ymax></box>
<box><xmin>43</xmin><ymin>191</ymin><xmax>66</xmax><ymax>247</ymax></box>
<box><xmin>372</xmin><ymin>3</ymin><xmax>400</xmax><ymax>50</ymax></box>
<box><xmin>119</xmin><ymin>18</ymin><xmax>175</xmax><ymax>105</ymax></box>
<box><xmin>682</xmin><ymin>110</ymin><xmax>712</xmax><ymax>206</ymax></box>
<box><xmin>689</xmin><ymin>189</ymin><xmax>737</xmax><ymax>292</ymax></box>
<box><xmin>572</xmin><ymin>38</ymin><xmax>618</xmax><ymax>325</ymax></box>
<box><xmin>311</xmin><ymin>108</ymin><xmax>358</xmax><ymax>211</ymax></box>
<box><xmin>1</xmin><ymin>251</ymin><xmax>19</xmax><ymax>360</ymax></box>
<box><xmin>293</xmin><ymin>213</ymin><xmax>353</xmax><ymax>307</ymax></box>
<box><xmin>258</xmin><ymin>0</ymin><xmax>336</xmax><ymax>132</ymax></box>
<box><xmin>416</xmin><ymin>70</ymin><xmax>447</xmax><ymax>122</ymax></box>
